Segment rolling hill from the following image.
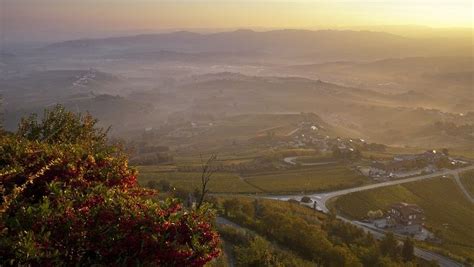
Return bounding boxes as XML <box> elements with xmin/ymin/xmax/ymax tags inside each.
<box><xmin>40</xmin><ymin>30</ymin><xmax>473</xmax><ymax>63</ymax></box>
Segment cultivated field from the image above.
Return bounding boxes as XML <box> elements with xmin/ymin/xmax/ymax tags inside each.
<box><xmin>137</xmin><ymin>162</ymin><xmax>368</xmax><ymax>194</ymax></box>
<box><xmin>460</xmin><ymin>170</ymin><xmax>474</xmax><ymax>198</ymax></box>
<box><xmin>294</xmin><ymin>154</ymin><xmax>334</xmax><ymax>164</ymax></box>
<box><xmin>332</xmin><ymin>177</ymin><xmax>474</xmax><ymax>261</ymax></box>
<box><xmin>361</xmin><ymin>146</ymin><xmax>427</xmax><ymax>160</ymax></box>
<box><xmin>137</xmin><ymin>168</ymin><xmax>260</xmax><ymax>193</ymax></box>
<box><xmin>451</xmin><ymin>149</ymin><xmax>474</xmax><ymax>160</ymax></box>
<box><xmin>243</xmin><ymin>164</ymin><xmax>369</xmax><ymax>193</ymax></box>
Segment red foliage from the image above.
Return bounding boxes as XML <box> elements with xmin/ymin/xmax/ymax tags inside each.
<box><xmin>0</xmin><ymin>107</ymin><xmax>221</xmax><ymax>266</ymax></box>
<box><xmin>4</xmin><ymin>188</ymin><xmax>220</xmax><ymax>266</ymax></box>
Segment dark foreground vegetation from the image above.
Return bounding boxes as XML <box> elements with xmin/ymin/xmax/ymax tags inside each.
<box><xmin>0</xmin><ymin>106</ymin><xmax>220</xmax><ymax>265</ymax></box>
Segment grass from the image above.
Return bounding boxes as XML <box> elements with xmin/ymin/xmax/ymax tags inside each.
<box><xmin>294</xmin><ymin>154</ymin><xmax>334</xmax><ymax>164</ymax></box>
<box><xmin>332</xmin><ymin>177</ymin><xmax>474</xmax><ymax>261</ymax></box>
<box><xmin>450</xmin><ymin>149</ymin><xmax>474</xmax><ymax>160</ymax></box>
<box><xmin>460</xmin><ymin>170</ymin><xmax>474</xmax><ymax>198</ymax></box>
<box><xmin>218</xmin><ymin>196</ymin><xmax>326</xmax><ymax>222</ymax></box>
<box><xmin>136</xmin><ymin>165</ymin><xmax>178</xmax><ymax>172</ymax></box>
<box><xmin>361</xmin><ymin>146</ymin><xmax>427</xmax><ymax>160</ymax></box>
<box><xmin>243</xmin><ymin>164</ymin><xmax>369</xmax><ymax>193</ymax></box>
<box><xmin>137</xmin><ymin>168</ymin><xmax>260</xmax><ymax>193</ymax></box>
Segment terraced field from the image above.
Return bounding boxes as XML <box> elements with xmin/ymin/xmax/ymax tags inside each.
<box><xmin>137</xmin><ymin>168</ymin><xmax>260</xmax><ymax>193</ymax></box>
<box><xmin>333</xmin><ymin>177</ymin><xmax>474</xmax><ymax>261</ymax></box>
<box><xmin>460</xmin><ymin>170</ymin><xmax>474</xmax><ymax>198</ymax></box>
<box><xmin>243</xmin><ymin>164</ymin><xmax>369</xmax><ymax>193</ymax></box>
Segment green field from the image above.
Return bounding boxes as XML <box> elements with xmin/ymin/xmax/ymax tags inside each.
<box><xmin>137</xmin><ymin>168</ymin><xmax>260</xmax><ymax>193</ymax></box>
<box><xmin>332</xmin><ymin>177</ymin><xmax>474</xmax><ymax>261</ymax></box>
<box><xmin>243</xmin><ymin>164</ymin><xmax>369</xmax><ymax>193</ymax></box>
<box><xmin>361</xmin><ymin>146</ymin><xmax>427</xmax><ymax>160</ymax></box>
<box><xmin>460</xmin><ymin>170</ymin><xmax>474</xmax><ymax>198</ymax></box>
<box><xmin>451</xmin><ymin>149</ymin><xmax>474</xmax><ymax>160</ymax></box>
<box><xmin>294</xmin><ymin>154</ymin><xmax>334</xmax><ymax>164</ymax></box>
<box><xmin>137</xmin><ymin>163</ymin><xmax>368</xmax><ymax>194</ymax></box>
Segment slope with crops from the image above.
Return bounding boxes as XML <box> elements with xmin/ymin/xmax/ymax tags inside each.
<box><xmin>217</xmin><ymin>196</ymin><xmax>430</xmax><ymax>266</ymax></box>
<box><xmin>332</xmin><ymin>177</ymin><xmax>474</xmax><ymax>262</ymax></box>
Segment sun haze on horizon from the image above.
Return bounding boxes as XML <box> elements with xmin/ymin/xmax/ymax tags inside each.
<box><xmin>2</xmin><ymin>0</ymin><xmax>473</xmax><ymax>42</ymax></box>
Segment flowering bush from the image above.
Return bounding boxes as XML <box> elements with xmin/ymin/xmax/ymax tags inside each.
<box><xmin>0</xmin><ymin>106</ymin><xmax>220</xmax><ymax>265</ymax></box>
<box><xmin>2</xmin><ymin>186</ymin><xmax>219</xmax><ymax>266</ymax></box>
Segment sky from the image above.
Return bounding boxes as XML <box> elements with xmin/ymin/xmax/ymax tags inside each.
<box><xmin>2</xmin><ymin>0</ymin><xmax>473</xmax><ymax>42</ymax></box>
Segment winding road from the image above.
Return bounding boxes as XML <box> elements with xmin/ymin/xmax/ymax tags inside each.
<box><xmin>453</xmin><ymin>172</ymin><xmax>474</xmax><ymax>204</ymax></box>
<box><xmin>267</xmin><ymin>165</ymin><xmax>474</xmax><ymax>267</ymax></box>
<box><xmin>270</xmin><ymin>165</ymin><xmax>474</xmax><ymax>213</ymax></box>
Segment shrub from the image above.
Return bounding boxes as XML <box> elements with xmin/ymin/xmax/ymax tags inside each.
<box><xmin>2</xmin><ymin>186</ymin><xmax>219</xmax><ymax>266</ymax></box>
<box><xmin>301</xmin><ymin>196</ymin><xmax>313</xmax><ymax>203</ymax></box>
<box><xmin>0</xmin><ymin>105</ymin><xmax>220</xmax><ymax>265</ymax></box>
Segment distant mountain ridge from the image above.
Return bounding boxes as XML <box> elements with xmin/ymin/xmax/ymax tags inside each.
<box><xmin>41</xmin><ymin>29</ymin><xmax>472</xmax><ymax>63</ymax></box>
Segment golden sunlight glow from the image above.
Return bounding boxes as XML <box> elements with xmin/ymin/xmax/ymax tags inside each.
<box><xmin>5</xmin><ymin>0</ymin><xmax>473</xmax><ymax>32</ymax></box>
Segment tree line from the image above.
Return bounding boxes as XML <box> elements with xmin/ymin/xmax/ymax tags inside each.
<box><xmin>218</xmin><ymin>197</ymin><xmax>436</xmax><ymax>267</ymax></box>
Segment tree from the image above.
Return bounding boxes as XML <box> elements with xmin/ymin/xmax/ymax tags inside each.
<box><xmin>301</xmin><ymin>196</ymin><xmax>313</xmax><ymax>203</ymax></box>
<box><xmin>332</xmin><ymin>145</ymin><xmax>342</xmax><ymax>159</ymax></box>
<box><xmin>196</xmin><ymin>153</ymin><xmax>217</xmax><ymax>209</ymax></box>
<box><xmin>222</xmin><ymin>198</ymin><xmax>240</xmax><ymax>217</ymax></box>
<box><xmin>158</xmin><ymin>179</ymin><xmax>172</xmax><ymax>192</ymax></box>
<box><xmin>441</xmin><ymin>148</ymin><xmax>449</xmax><ymax>156</ymax></box>
<box><xmin>401</xmin><ymin>237</ymin><xmax>415</xmax><ymax>262</ymax></box>
<box><xmin>146</xmin><ymin>180</ymin><xmax>159</xmax><ymax>189</ymax></box>
<box><xmin>0</xmin><ymin>94</ymin><xmax>3</xmax><ymax>132</ymax></box>
<box><xmin>17</xmin><ymin>105</ymin><xmax>107</xmax><ymax>146</ymax></box>
<box><xmin>0</xmin><ymin>105</ymin><xmax>220</xmax><ymax>266</ymax></box>
<box><xmin>326</xmin><ymin>245</ymin><xmax>362</xmax><ymax>267</ymax></box>
<box><xmin>380</xmin><ymin>232</ymin><xmax>400</xmax><ymax>260</ymax></box>
<box><xmin>367</xmin><ymin>210</ymin><xmax>384</xmax><ymax>220</ymax></box>
<box><xmin>235</xmin><ymin>236</ymin><xmax>278</xmax><ymax>266</ymax></box>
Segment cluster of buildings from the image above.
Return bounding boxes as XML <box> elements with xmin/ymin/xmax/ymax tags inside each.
<box><xmin>166</xmin><ymin>121</ymin><xmax>215</xmax><ymax>138</ymax></box>
<box><xmin>72</xmin><ymin>69</ymin><xmax>98</xmax><ymax>88</ymax></box>
<box><xmin>266</xmin><ymin>121</ymin><xmax>366</xmax><ymax>156</ymax></box>
<box><xmin>361</xmin><ymin>150</ymin><xmax>464</xmax><ymax>180</ymax></box>
<box><xmin>254</xmin><ymin>121</ymin><xmax>329</xmax><ymax>150</ymax></box>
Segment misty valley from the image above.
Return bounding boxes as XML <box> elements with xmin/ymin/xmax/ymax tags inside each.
<box><xmin>1</xmin><ymin>28</ymin><xmax>473</xmax><ymax>266</ymax></box>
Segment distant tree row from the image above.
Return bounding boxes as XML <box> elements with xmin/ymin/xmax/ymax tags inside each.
<box><xmin>332</xmin><ymin>146</ymin><xmax>362</xmax><ymax>161</ymax></box>
<box><xmin>433</xmin><ymin>121</ymin><xmax>474</xmax><ymax>139</ymax></box>
<box><xmin>177</xmin><ymin>157</ymin><xmax>281</xmax><ymax>173</ymax></box>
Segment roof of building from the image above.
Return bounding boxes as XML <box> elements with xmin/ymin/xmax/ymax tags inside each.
<box><xmin>391</xmin><ymin>202</ymin><xmax>424</xmax><ymax>217</ymax></box>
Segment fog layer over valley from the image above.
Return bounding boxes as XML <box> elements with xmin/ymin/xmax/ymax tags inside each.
<box><xmin>1</xmin><ymin>29</ymin><xmax>473</xmax><ymax>149</ymax></box>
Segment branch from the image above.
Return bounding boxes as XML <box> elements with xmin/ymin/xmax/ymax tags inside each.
<box><xmin>196</xmin><ymin>153</ymin><xmax>217</xmax><ymax>209</ymax></box>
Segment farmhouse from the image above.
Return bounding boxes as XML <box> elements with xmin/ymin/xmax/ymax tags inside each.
<box><xmin>387</xmin><ymin>202</ymin><xmax>425</xmax><ymax>232</ymax></box>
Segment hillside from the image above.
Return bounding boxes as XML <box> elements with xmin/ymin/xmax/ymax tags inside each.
<box><xmin>40</xmin><ymin>30</ymin><xmax>473</xmax><ymax>63</ymax></box>
<box><xmin>274</xmin><ymin>57</ymin><xmax>474</xmax><ymax>112</ymax></box>
<box><xmin>333</xmin><ymin>177</ymin><xmax>474</xmax><ymax>261</ymax></box>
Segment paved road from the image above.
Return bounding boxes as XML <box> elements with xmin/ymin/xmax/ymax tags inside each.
<box><xmin>266</xmin><ymin>165</ymin><xmax>474</xmax><ymax>267</ymax></box>
<box><xmin>283</xmin><ymin>156</ymin><xmax>337</xmax><ymax>166</ymax></box>
<box><xmin>350</xmin><ymin>220</ymin><xmax>463</xmax><ymax>267</ymax></box>
<box><xmin>453</xmin><ymin>172</ymin><xmax>474</xmax><ymax>204</ymax></box>
<box><xmin>270</xmin><ymin>165</ymin><xmax>474</xmax><ymax>213</ymax></box>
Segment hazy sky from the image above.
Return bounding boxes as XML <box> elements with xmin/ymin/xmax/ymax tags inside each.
<box><xmin>2</xmin><ymin>0</ymin><xmax>473</xmax><ymax>42</ymax></box>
